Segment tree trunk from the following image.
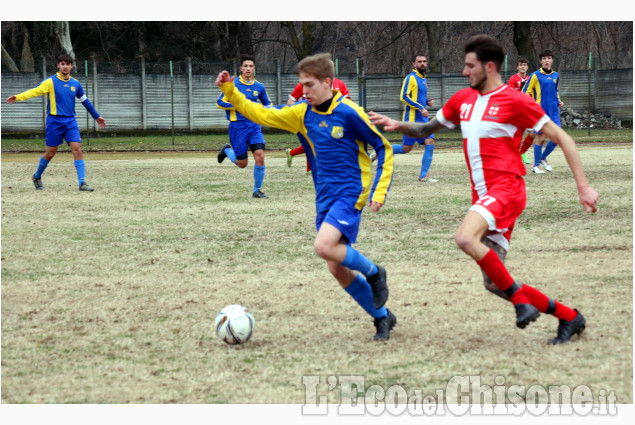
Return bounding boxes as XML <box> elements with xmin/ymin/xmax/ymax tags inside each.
<box><xmin>1</xmin><ymin>44</ymin><xmax>20</xmax><ymax>72</ymax></box>
<box><xmin>282</xmin><ymin>22</ymin><xmax>314</xmax><ymax>61</ymax></box>
<box><xmin>513</xmin><ymin>22</ymin><xmax>537</xmax><ymax>70</ymax></box>
<box><xmin>20</xmin><ymin>23</ymin><xmax>35</xmax><ymax>72</ymax></box>
<box><xmin>52</xmin><ymin>21</ymin><xmax>75</xmax><ymax>59</ymax></box>
<box><xmin>424</xmin><ymin>22</ymin><xmax>439</xmax><ymax>72</ymax></box>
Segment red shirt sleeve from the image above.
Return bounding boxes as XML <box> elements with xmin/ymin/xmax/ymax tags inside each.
<box><xmin>333</xmin><ymin>78</ymin><xmax>350</xmax><ymax>98</ymax></box>
<box><xmin>290</xmin><ymin>83</ymin><xmax>303</xmax><ymax>102</ymax></box>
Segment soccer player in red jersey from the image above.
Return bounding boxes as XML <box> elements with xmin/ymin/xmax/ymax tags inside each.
<box><xmin>285</xmin><ymin>72</ymin><xmax>350</xmax><ymax>173</ymax></box>
<box><xmin>369</xmin><ymin>35</ymin><xmax>598</xmax><ymax>345</ymax></box>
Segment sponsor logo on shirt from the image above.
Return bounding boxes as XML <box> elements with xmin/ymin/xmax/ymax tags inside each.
<box><xmin>319</xmin><ymin>121</ymin><xmax>328</xmax><ymax>128</ymax></box>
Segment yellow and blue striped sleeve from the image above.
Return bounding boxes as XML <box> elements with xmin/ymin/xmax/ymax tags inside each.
<box><xmin>400</xmin><ymin>75</ymin><xmax>424</xmax><ymax>111</ymax></box>
<box><xmin>15</xmin><ymin>79</ymin><xmax>55</xmax><ymax>111</ymax></box>
<box><xmin>220</xmin><ymin>81</ymin><xmax>303</xmax><ymax>134</ymax></box>
<box><xmin>344</xmin><ymin>100</ymin><xmax>394</xmax><ymax>206</ymax></box>
<box><xmin>522</xmin><ymin>74</ymin><xmax>541</xmax><ymax>103</ymax></box>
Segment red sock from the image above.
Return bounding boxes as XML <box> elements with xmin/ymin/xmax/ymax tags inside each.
<box><xmin>306</xmin><ymin>159</ymin><xmax>311</xmax><ymax>172</ymax></box>
<box><xmin>290</xmin><ymin>146</ymin><xmax>305</xmax><ymax>156</ymax></box>
<box><xmin>522</xmin><ymin>284</ymin><xmax>577</xmax><ymax>321</ymax></box>
<box><xmin>476</xmin><ymin>249</ymin><xmax>529</xmax><ymax>304</ymax></box>
<box><xmin>520</xmin><ymin>135</ymin><xmax>534</xmax><ymax>154</ymax></box>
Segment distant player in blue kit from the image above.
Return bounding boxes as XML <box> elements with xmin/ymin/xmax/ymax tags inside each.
<box><xmin>6</xmin><ymin>54</ymin><xmax>106</xmax><ymax>191</ymax></box>
<box><xmin>216</xmin><ymin>53</ymin><xmax>397</xmax><ymax>340</ymax></box>
<box><xmin>216</xmin><ymin>54</ymin><xmax>271</xmax><ymax>198</ymax></box>
<box><xmin>522</xmin><ymin>50</ymin><xmax>563</xmax><ymax>174</ymax></box>
<box><xmin>392</xmin><ymin>54</ymin><xmax>437</xmax><ymax>182</ymax></box>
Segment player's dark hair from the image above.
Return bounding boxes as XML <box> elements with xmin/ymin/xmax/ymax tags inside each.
<box><xmin>539</xmin><ymin>50</ymin><xmax>554</xmax><ymax>59</ymax></box>
<box><xmin>240</xmin><ymin>54</ymin><xmax>255</xmax><ymax>66</ymax></box>
<box><xmin>56</xmin><ymin>53</ymin><xmax>74</xmax><ymax>65</ymax></box>
<box><xmin>517</xmin><ymin>57</ymin><xmax>529</xmax><ymax>65</ymax></box>
<box><xmin>413</xmin><ymin>53</ymin><xmax>427</xmax><ymax>63</ymax></box>
<box><xmin>464</xmin><ymin>34</ymin><xmax>505</xmax><ymax>72</ymax></box>
<box><xmin>296</xmin><ymin>53</ymin><xmax>334</xmax><ymax>82</ymax></box>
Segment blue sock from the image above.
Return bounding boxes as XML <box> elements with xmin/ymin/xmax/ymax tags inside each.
<box><xmin>541</xmin><ymin>141</ymin><xmax>558</xmax><ymax>160</ymax></box>
<box><xmin>419</xmin><ymin>144</ymin><xmax>435</xmax><ymax>179</ymax></box>
<box><xmin>341</xmin><ymin>245</ymin><xmax>378</xmax><ymax>277</ymax></box>
<box><xmin>225</xmin><ymin>147</ymin><xmax>237</xmax><ymax>164</ymax></box>
<box><xmin>533</xmin><ymin>144</ymin><xmax>543</xmax><ymax>166</ymax></box>
<box><xmin>344</xmin><ymin>274</ymin><xmax>388</xmax><ymax>319</ymax></box>
<box><xmin>74</xmin><ymin>159</ymin><xmax>86</xmax><ymax>185</ymax></box>
<box><xmin>391</xmin><ymin>144</ymin><xmax>405</xmax><ymax>154</ymax></box>
<box><xmin>34</xmin><ymin>156</ymin><xmax>49</xmax><ymax>179</ymax></box>
<box><xmin>253</xmin><ymin>165</ymin><xmax>265</xmax><ymax>192</ymax></box>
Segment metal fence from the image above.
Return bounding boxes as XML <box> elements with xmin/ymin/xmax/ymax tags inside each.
<box><xmin>1</xmin><ymin>58</ymin><xmax>632</xmax><ymax>134</ymax></box>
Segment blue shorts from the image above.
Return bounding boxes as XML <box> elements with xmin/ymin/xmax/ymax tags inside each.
<box><xmin>229</xmin><ymin>120</ymin><xmax>265</xmax><ymax>160</ymax></box>
<box><xmin>315</xmin><ymin>197</ymin><xmax>363</xmax><ymax>244</ymax></box>
<box><xmin>402</xmin><ymin>116</ymin><xmax>434</xmax><ymax>146</ymax></box>
<box><xmin>45</xmin><ymin>115</ymin><xmax>81</xmax><ymax>147</ymax></box>
<box><xmin>534</xmin><ymin>107</ymin><xmax>561</xmax><ymax>135</ymax></box>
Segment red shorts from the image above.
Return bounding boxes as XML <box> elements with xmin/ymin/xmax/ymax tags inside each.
<box><xmin>469</xmin><ymin>176</ymin><xmax>526</xmax><ymax>244</ymax></box>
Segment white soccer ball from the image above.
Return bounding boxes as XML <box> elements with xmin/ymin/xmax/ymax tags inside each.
<box><xmin>214</xmin><ymin>304</ymin><xmax>255</xmax><ymax>345</ymax></box>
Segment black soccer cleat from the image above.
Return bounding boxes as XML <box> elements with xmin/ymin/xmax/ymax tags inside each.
<box><xmin>367</xmin><ymin>265</ymin><xmax>388</xmax><ymax>309</ymax></box>
<box><xmin>373</xmin><ymin>309</ymin><xmax>397</xmax><ymax>341</ymax></box>
<box><xmin>515</xmin><ymin>303</ymin><xmax>540</xmax><ymax>329</ymax></box>
<box><xmin>32</xmin><ymin>174</ymin><xmax>44</xmax><ymax>190</ymax></box>
<box><xmin>252</xmin><ymin>190</ymin><xmax>268</xmax><ymax>198</ymax></box>
<box><xmin>548</xmin><ymin>309</ymin><xmax>586</xmax><ymax>345</ymax></box>
<box><xmin>79</xmin><ymin>182</ymin><xmax>95</xmax><ymax>192</ymax></box>
<box><xmin>217</xmin><ymin>143</ymin><xmax>230</xmax><ymax>163</ymax></box>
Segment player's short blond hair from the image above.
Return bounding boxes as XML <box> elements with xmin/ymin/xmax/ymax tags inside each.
<box><xmin>296</xmin><ymin>53</ymin><xmax>334</xmax><ymax>82</ymax></box>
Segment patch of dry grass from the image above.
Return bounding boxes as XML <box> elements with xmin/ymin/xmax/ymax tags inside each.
<box><xmin>1</xmin><ymin>144</ymin><xmax>632</xmax><ymax>404</ymax></box>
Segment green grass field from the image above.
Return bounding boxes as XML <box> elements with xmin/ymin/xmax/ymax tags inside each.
<box><xmin>1</xmin><ymin>143</ymin><xmax>632</xmax><ymax>407</ymax></box>
<box><xmin>1</xmin><ymin>128</ymin><xmax>632</xmax><ymax>152</ymax></box>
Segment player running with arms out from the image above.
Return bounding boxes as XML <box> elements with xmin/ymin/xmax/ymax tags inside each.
<box><xmin>216</xmin><ymin>54</ymin><xmax>271</xmax><ymax>198</ymax></box>
<box><xmin>285</xmin><ymin>67</ymin><xmax>350</xmax><ymax>174</ymax></box>
<box><xmin>508</xmin><ymin>57</ymin><xmax>534</xmax><ymax>165</ymax></box>
<box><xmin>216</xmin><ymin>53</ymin><xmax>397</xmax><ymax>341</ymax></box>
<box><xmin>369</xmin><ymin>35</ymin><xmax>598</xmax><ymax>345</ymax></box>
<box><xmin>6</xmin><ymin>53</ymin><xmax>106</xmax><ymax>191</ymax></box>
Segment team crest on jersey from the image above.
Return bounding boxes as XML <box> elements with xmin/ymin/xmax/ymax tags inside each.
<box><xmin>331</xmin><ymin>126</ymin><xmax>344</xmax><ymax>139</ymax></box>
<box><xmin>71</xmin><ymin>87</ymin><xmax>76</xmax><ymax>92</ymax></box>
<box><xmin>253</xmin><ymin>91</ymin><xmax>259</xmax><ymax>96</ymax></box>
<box><xmin>488</xmin><ymin>104</ymin><xmax>499</xmax><ymax>115</ymax></box>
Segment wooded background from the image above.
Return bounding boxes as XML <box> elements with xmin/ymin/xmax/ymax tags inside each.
<box><xmin>2</xmin><ymin>21</ymin><xmax>633</xmax><ymax>74</ymax></box>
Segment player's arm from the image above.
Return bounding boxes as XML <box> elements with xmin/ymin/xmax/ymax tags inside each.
<box><xmin>287</xmin><ymin>83</ymin><xmax>303</xmax><ymax>105</ymax></box>
<box><xmin>350</xmin><ymin>110</ymin><xmax>394</xmax><ymax>212</ymax></box>
<box><xmin>75</xmin><ymin>84</ymin><xmax>105</xmax><ymax>127</ymax></box>
<box><xmin>368</xmin><ymin>111</ymin><xmax>444</xmax><ymax>140</ymax></box>
<box><xmin>400</xmin><ymin>76</ymin><xmax>425</xmax><ymax>111</ymax></box>
<box><xmin>7</xmin><ymin>79</ymin><xmax>52</xmax><ymax>103</ymax></box>
<box><xmin>216</xmin><ymin>91</ymin><xmax>234</xmax><ymax>110</ymax></box>
<box><xmin>556</xmin><ymin>75</ymin><xmax>564</xmax><ymax>107</ymax></box>
<box><xmin>259</xmin><ymin>85</ymin><xmax>272</xmax><ymax>107</ymax></box>
<box><xmin>522</xmin><ymin>74</ymin><xmax>539</xmax><ymax>101</ymax></box>
<box><xmin>539</xmin><ymin>121</ymin><xmax>598</xmax><ymax>212</ymax></box>
<box><xmin>216</xmin><ymin>71</ymin><xmax>300</xmax><ymax>134</ymax></box>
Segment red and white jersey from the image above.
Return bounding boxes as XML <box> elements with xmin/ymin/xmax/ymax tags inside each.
<box><xmin>508</xmin><ymin>73</ymin><xmax>529</xmax><ymax>92</ymax></box>
<box><xmin>437</xmin><ymin>85</ymin><xmax>550</xmax><ymax>198</ymax></box>
<box><xmin>289</xmin><ymin>78</ymin><xmax>351</xmax><ymax>102</ymax></box>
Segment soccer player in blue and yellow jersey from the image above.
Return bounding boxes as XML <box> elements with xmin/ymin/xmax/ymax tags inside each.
<box><xmin>216</xmin><ymin>53</ymin><xmax>397</xmax><ymax>340</ymax></box>
<box><xmin>522</xmin><ymin>50</ymin><xmax>563</xmax><ymax>174</ymax></box>
<box><xmin>6</xmin><ymin>54</ymin><xmax>106</xmax><ymax>191</ymax></box>
<box><xmin>394</xmin><ymin>54</ymin><xmax>437</xmax><ymax>182</ymax></box>
<box><xmin>216</xmin><ymin>54</ymin><xmax>271</xmax><ymax>198</ymax></box>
